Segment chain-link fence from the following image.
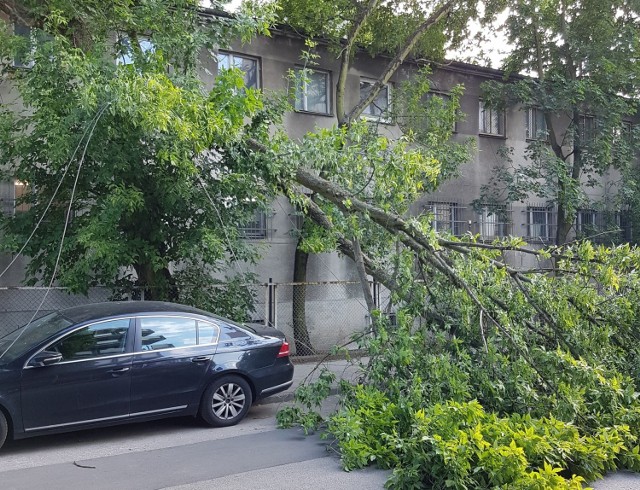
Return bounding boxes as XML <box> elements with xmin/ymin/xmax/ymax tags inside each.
<box><xmin>0</xmin><ymin>281</ymin><xmax>393</xmax><ymax>354</ymax></box>
<box><xmin>0</xmin><ymin>287</ymin><xmax>112</xmax><ymax>337</ymax></box>
<box><xmin>249</xmin><ymin>280</ymin><xmax>394</xmax><ymax>355</ymax></box>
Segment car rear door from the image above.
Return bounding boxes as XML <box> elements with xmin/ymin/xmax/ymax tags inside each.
<box><xmin>129</xmin><ymin>316</ymin><xmax>219</xmax><ymax>416</ymax></box>
<box><xmin>20</xmin><ymin>318</ymin><xmax>133</xmax><ymax>432</ymax></box>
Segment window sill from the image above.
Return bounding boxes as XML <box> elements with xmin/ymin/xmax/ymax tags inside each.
<box><xmin>294</xmin><ymin>110</ymin><xmax>334</xmax><ymax>118</ymax></box>
<box><xmin>479</xmin><ymin>132</ymin><xmax>506</xmax><ymax>140</ymax></box>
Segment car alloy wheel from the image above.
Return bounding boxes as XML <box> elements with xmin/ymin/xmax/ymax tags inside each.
<box><xmin>200</xmin><ymin>375</ymin><xmax>252</xmax><ymax>427</ymax></box>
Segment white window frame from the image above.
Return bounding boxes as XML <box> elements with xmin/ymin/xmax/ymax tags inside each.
<box><xmin>479</xmin><ymin>101</ymin><xmax>505</xmax><ymax>136</ymax></box>
<box><xmin>360</xmin><ymin>79</ymin><xmax>392</xmax><ymax>121</ymax></box>
<box><xmin>526</xmin><ymin>206</ymin><xmax>553</xmax><ymax>241</ymax></box>
<box><xmin>294</xmin><ymin>68</ymin><xmax>331</xmax><ymax>115</ymax></box>
<box><xmin>218</xmin><ymin>51</ymin><xmax>260</xmax><ymax>89</ymax></box>
<box><xmin>526</xmin><ymin>107</ymin><xmax>548</xmax><ymax>140</ymax></box>
<box><xmin>116</xmin><ymin>36</ymin><xmax>155</xmax><ymax>65</ymax></box>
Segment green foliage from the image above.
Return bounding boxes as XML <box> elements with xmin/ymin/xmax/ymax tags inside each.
<box><xmin>477</xmin><ymin>0</ymin><xmax>640</xmax><ymax>245</ymax></box>
<box><xmin>174</xmin><ymin>267</ymin><xmax>258</xmax><ymax>321</ymax></box>
<box><xmin>276</xmin><ymin>0</ymin><xmax>477</xmax><ymax>60</ymax></box>
<box><xmin>0</xmin><ymin>2</ymin><xmax>281</xmax><ymax>300</ymax></box>
<box><xmin>280</xmin><ymin>239</ymin><xmax>640</xmax><ymax>488</ymax></box>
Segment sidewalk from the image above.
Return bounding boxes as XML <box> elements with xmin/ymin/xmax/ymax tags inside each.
<box><xmin>257</xmin><ymin>355</ymin><xmax>365</xmax><ymax>405</ymax></box>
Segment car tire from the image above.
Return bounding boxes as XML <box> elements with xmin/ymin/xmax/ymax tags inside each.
<box><xmin>0</xmin><ymin>410</ymin><xmax>8</xmax><ymax>450</ymax></box>
<box><xmin>200</xmin><ymin>375</ymin><xmax>252</xmax><ymax>427</ymax></box>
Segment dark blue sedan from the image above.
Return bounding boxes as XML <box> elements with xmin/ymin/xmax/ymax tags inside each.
<box><xmin>0</xmin><ymin>301</ymin><xmax>293</xmax><ymax>449</ymax></box>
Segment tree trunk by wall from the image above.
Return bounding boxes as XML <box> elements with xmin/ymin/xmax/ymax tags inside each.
<box><xmin>292</xmin><ymin>238</ymin><xmax>313</xmax><ymax>355</ymax></box>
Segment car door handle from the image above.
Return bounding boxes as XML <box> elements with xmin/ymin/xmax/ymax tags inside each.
<box><xmin>108</xmin><ymin>367</ymin><xmax>130</xmax><ymax>376</ymax></box>
<box><xmin>191</xmin><ymin>356</ymin><xmax>210</xmax><ymax>363</ymax></box>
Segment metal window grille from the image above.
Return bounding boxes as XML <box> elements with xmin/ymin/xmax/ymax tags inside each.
<box><xmin>479</xmin><ymin>101</ymin><xmax>504</xmax><ymax>136</ymax></box>
<box><xmin>526</xmin><ymin>107</ymin><xmax>547</xmax><ymax>140</ymax></box>
<box><xmin>240</xmin><ymin>210</ymin><xmax>270</xmax><ymax>240</ymax></box>
<box><xmin>617</xmin><ymin>210</ymin><xmax>633</xmax><ymax>243</ymax></box>
<box><xmin>476</xmin><ymin>205</ymin><xmax>511</xmax><ymax>238</ymax></box>
<box><xmin>577</xmin><ymin>114</ymin><xmax>596</xmax><ymax>146</ymax></box>
<box><xmin>525</xmin><ymin>205</ymin><xmax>555</xmax><ymax>242</ymax></box>
<box><xmin>428</xmin><ymin>202</ymin><xmax>466</xmax><ymax>236</ymax></box>
<box><xmin>576</xmin><ymin>209</ymin><xmax>597</xmax><ymax>236</ymax></box>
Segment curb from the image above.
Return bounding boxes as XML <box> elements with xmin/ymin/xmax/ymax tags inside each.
<box><xmin>256</xmin><ymin>387</ymin><xmax>340</xmax><ymax>406</ymax></box>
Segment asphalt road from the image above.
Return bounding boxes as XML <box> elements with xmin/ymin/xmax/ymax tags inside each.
<box><xmin>0</xmin><ymin>356</ymin><xmax>639</xmax><ymax>489</ymax></box>
<box><xmin>0</xmin><ymin>401</ymin><xmax>388</xmax><ymax>490</ymax></box>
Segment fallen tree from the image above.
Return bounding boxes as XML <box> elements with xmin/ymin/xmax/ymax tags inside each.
<box><xmin>274</xmin><ymin>136</ymin><xmax>640</xmax><ymax>489</ymax></box>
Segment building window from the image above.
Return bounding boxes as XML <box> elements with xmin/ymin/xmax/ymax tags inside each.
<box><xmin>526</xmin><ymin>107</ymin><xmax>547</xmax><ymax>140</ymax></box>
<box><xmin>617</xmin><ymin>210</ymin><xmax>633</xmax><ymax>243</ymax></box>
<box><xmin>218</xmin><ymin>52</ymin><xmax>260</xmax><ymax>89</ymax></box>
<box><xmin>576</xmin><ymin>209</ymin><xmax>597</xmax><ymax>237</ymax></box>
<box><xmin>360</xmin><ymin>79</ymin><xmax>391</xmax><ymax>120</ymax></box>
<box><xmin>577</xmin><ymin>114</ymin><xmax>596</xmax><ymax>146</ymax></box>
<box><xmin>13</xmin><ymin>22</ymin><xmax>34</xmax><ymax>68</ymax></box>
<box><xmin>427</xmin><ymin>92</ymin><xmax>457</xmax><ymax>132</ymax></box>
<box><xmin>428</xmin><ymin>202</ymin><xmax>464</xmax><ymax>236</ymax></box>
<box><xmin>1</xmin><ymin>180</ymin><xmax>31</xmax><ymax>215</ymax></box>
<box><xmin>294</xmin><ymin>68</ymin><xmax>330</xmax><ymax>114</ymax></box>
<box><xmin>477</xmin><ymin>205</ymin><xmax>510</xmax><ymax>238</ymax></box>
<box><xmin>526</xmin><ymin>206</ymin><xmax>554</xmax><ymax>241</ymax></box>
<box><xmin>240</xmin><ymin>210</ymin><xmax>269</xmax><ymax>239</ymax></box>
<box><xmin>116</xmin><ymin>36</ymin><xmax>155</xmax><ymax>65</ymax></box>
<box><xmin>479</xmin><ymin>101</ymin><xmax>504</xmax><ymax>136</ymax></box>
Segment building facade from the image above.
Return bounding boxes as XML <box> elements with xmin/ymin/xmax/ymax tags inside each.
<box><xmin>0</xmin><ymin>19</ymin><xmax>635</xmax><ymax>349</ymax></box>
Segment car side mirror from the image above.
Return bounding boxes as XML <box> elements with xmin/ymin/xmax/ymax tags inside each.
<box><xmin>29</xmin><ymin>350</ymin><xmax>63</xmax><ymax>367</ymax></box>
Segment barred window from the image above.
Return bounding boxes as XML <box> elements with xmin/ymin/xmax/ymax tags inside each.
<box><xmin>477</xmin><ymin>205</ymin><xmax>510</xmax><ymax>238</ymax></box>
<box><xmin>240</xmin><ymin>210</ymin><xmax>268</xmax><ymax>240</ymax></box>
<box><xmin>527</xmin><ymin>206</ymin><xmax>553</xmax><ymax>241</ymax></box>
<box><xmin>479</xmin><ymin>101</ymin><xmax>504</xmax><ymax>136</ymax></box>
<box><xmin>577</xmin><ymin>115</ymin><xmax>596</xmax><ymax>145</ymax></box>
<box><xmin>526</xmin><ymin>107</ymin><xmax>547</xmax><ymax>140</ymax></box>
<box><xmin>428</xmin><ymin>202</ymin><xmax>464</xmax><ymax>236</ymax></box>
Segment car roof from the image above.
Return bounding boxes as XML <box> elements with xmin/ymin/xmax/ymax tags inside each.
<box><xmin>59</xmin><ymin>301</ymin><xmax>214</xmax><ymax>324</ymax></box>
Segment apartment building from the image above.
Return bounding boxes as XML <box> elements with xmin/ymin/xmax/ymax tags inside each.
<box><xmin>0</xmin><ymin>18</ymin><xmax>634</xmax><ymax>348</ymax></box>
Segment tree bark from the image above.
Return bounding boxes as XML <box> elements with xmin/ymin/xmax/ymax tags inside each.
<box><xmin>292</xmin><ymin>235</ymin><xmax>313</xmax><ymax>355</ymax></box>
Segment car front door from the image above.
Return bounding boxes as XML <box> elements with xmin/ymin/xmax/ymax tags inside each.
<box><xmin>129</xmin><ymin>316</ymin><xmax>219</xmax><ymax>417</ymax></box>
<box><xmin>21</xmin><ymin>318</ymin><xmax>133</xmax><ymax>432</ymax></box>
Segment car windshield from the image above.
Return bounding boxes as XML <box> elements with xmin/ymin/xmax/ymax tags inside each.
<box><xmin>0</xmin><ymin>312</ymin><xmax>73</xmax><ymax>364</ymax></box>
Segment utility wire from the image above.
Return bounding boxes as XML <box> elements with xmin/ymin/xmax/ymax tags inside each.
<box><xmin>0</xmin><ymin>102</ymin><xmax>110</xmax><ymax>360</ymax></box>
<box><xmin>0</xmin><ymin>104</ymin><xmax>111</xmax><ymax>282</ymax></box>
<box><xmin>194</xmin><ymin>172</ymin><xmax>246</xmax><ymax>276</ymax></box>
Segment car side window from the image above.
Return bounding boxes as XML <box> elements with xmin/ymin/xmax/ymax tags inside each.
<box><xmin>50</xmin><ymin>319</ymin><xmax>130</xmax><ymax>361</ymax></box>
<box><xmin>197</xmin><ymin>321</ymin><xmax>219</xmax><ymax>345</ymax></box>
<box><xmin>218</xmin><ymin>322</ymin><xmax>251</xmax><ymax>342</ymax></box>
<box><xmin>140</xmin><ymin>317</ymin><xmax>197</xmax><ymax>351</ymax></box>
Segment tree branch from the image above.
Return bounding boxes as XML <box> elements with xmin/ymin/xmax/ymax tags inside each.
<box><xmin>344</xmin><ymin>0</ymin><xmax>457</xmax><ymax>125</ymax></box>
